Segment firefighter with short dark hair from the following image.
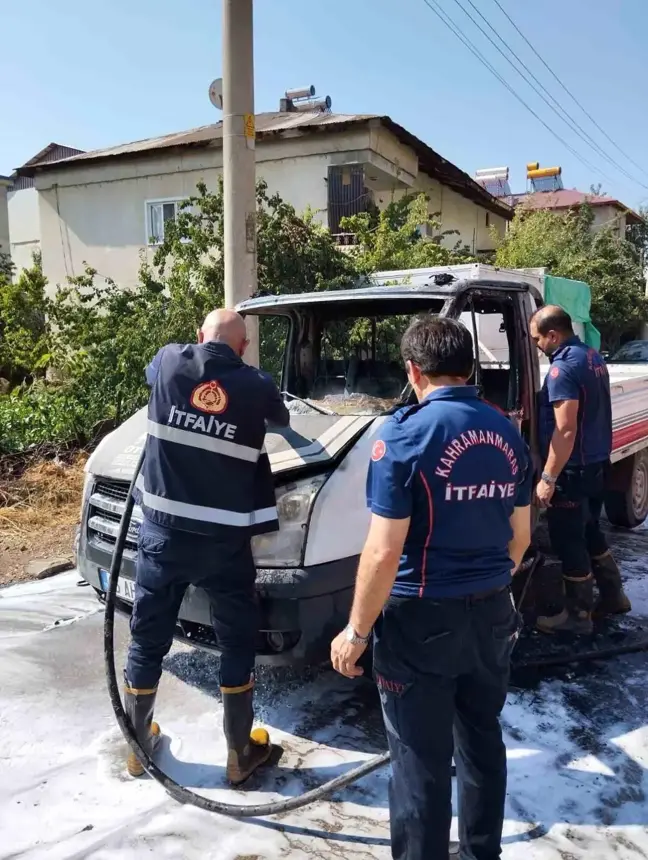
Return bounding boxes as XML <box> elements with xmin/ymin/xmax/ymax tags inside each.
<box><xmin>331</xmin><ymin>315</ymin><xmax>532</xmax><ymax>860</ymax></box>
<box><xmin>124</xmin><ymin>309</ymin><xmax>289</xmax><ymax>782</ymax></box>
<box><xmin>530</xmin><ymin>305</ymin><xmax>630</xmax><ymax>634</ymax></box>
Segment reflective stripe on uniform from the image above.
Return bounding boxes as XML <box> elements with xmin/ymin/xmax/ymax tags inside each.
<box><xmin>135</xmin><ymin>474</ymin><xmax>277</xmax><ymax>527</ymax></box>
<box><xmin>147</xmin><ymin>420</ymin><xmax>260</xmax><ymax>463</ymax></box>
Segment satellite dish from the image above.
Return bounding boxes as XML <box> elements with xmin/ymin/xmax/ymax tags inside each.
<box><xmin>209</xmin><ymin>78</ymin><xmax>223</xmax><ymax>111</ymax></box>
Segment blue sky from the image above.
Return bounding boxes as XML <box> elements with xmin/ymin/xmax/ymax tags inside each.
<box><xmin>3</xmin><ymin>0</ymin><xmax>648</xmax><ymax>208</ymax></box>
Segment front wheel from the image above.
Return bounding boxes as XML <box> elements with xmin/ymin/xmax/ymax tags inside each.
<box><xmin>605</xmin><ymin>449</ymin><xmax>648</xmax><ymax>528</ymax></box>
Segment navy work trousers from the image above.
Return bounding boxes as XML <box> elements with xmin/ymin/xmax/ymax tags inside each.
<box><xmin>126</xmin><ymin>518</ymin><xmax>259</xmax><ymax>690</ymax></box>
<box><xmin>374</xmin><ymin>588</ymin><xmax>519</xmax><ymax>860</ymax></box>
<box><xmin>546</xmin><ymin>462</ymin><xmax>609</xmax><ymax>577</ymax></box>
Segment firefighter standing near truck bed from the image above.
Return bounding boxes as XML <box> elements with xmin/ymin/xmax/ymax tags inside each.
<box><xmin>124</xmin><ymin>309</ymin><xmax>290</xmax><ymax>782</ymax></box>
<box><xmin>530</xmin><ymin>305</ymin><xmax>631</xmax><ymax>635</ymax></box>
<box><xmin>331</xmin><ymin>316</ymin><xmax>533</xmax><ymax>860</ymax></box>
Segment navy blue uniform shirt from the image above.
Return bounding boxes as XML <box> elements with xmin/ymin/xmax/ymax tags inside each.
<box><xmin>136</xmin><ymin>341</ymin><xmax>289</xmax><ymax>538</ymax></box>
<box><xmin>366</xmin><ymin>386</ymin><xmax>533</xmax><ymax>599</ymax></box>
<box><xmin>539</xmin><ymin>336</ymin><xmax>612</xmax><ymax>466</ymax></box>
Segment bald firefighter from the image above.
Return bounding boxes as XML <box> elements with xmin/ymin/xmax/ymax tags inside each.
<box><xmin>124</xmin><ymin>309</ymin><xmax>289</xmax><ymax>782</ymax></box>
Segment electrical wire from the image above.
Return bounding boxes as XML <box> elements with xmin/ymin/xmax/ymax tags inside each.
<box><xmin>419</xmin><ymin>0</ymin><xmax>612</xmax><ymax>184</ymax></box>
<box><xmin>452</xmin><ymin>0</ymin><xmax>648</xmax><ymax>193</ymax></box>
<box><xmin>488</xmin><ymin>0</ymin><xmax>648</xmax><ymax>184</ymax></box>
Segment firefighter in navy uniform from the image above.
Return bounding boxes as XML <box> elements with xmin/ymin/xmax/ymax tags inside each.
<box><xmin>530</xmin><ymin>305</ymin><xmax>631</xmax><ymax>635</ymax></box>
<box><xmin>331</xmin><ymin>317</ymin><xmax>533</xmax><ymax>860</ymax></box>
<box><xmin>124</xmin><ymin>309</ymin><xmax>290</xmax><ymax>782</ymax></box>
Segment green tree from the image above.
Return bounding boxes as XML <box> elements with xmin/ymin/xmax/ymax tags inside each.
<box><xmin>147</xmin><ymin>178</ymin><xmax>356</xmax><ymax>378</ymax></box>
<box><xmin>627</xmin><ymin>206</ymin><xmax>648</xmax><ymax>271</ymax></box>
<box><xmin>0</xmin><ymin>252</ymin><xmax>50</xmax><ymax>382</ymax></box>
<box><xmin>332</xmin><ymin>193</ymin><xmax>475</xmax><ymax>360</ymax></box>
<box><xmin>0</xmin><ymin>185</ymin><xmax>486</xmax><ymax>453</ymax></box>
<box><xmin>340</xmin><ymin>192</ymin><xmax>474</xmax><ymax>273</ymax></box>
<box><xmin>48</xmin><ymin>265</ymin><xmax>168</xmax><ymax>427</ymax></box>
<box><xmin>495</xmin><ymin>205</ymin><xmax>648</xmax><ymax>349</ymax></box>
<box><xmin>1</xmin><ymin>179</ymin><xmax>355</xmax><ymax>452</ymax></box>
<box><xmin>495</xmin><ymin>206</ymin><xmax>593</xmax><ymax>273</ymax></box>
<box><xmin>579</xmin><ymin>228</ymin><xmax>648</xmax><ymax>350</ymax></box>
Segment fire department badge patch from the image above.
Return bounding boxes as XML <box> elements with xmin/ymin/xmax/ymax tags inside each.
<box><xmin>550</xmin><ymin>367</ymin><xmax>560</xmax><ymax>378</ymax></box>
<box><xmin>371</xmin><ymin>439</ymin><xmax>386</xmax><ymax>462</ymax></box>
<box><xmin>190</xmin><ymin>381</ymin><xmax>229</xmax><ymax>414</ymax></box>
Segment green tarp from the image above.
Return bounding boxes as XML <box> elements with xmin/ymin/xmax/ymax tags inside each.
<box><xmin>543</xmin><ymin>275</ymin><xmax>601</xmax><ymax>350</ymax></box>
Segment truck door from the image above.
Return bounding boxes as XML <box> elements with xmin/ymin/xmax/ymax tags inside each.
<box><xmin>443</xmin><ymin>287</ymin><xmax>538</xmax><ymax>454</ymax></box>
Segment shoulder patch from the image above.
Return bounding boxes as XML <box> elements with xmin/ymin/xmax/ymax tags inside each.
<box><xmin>190</xmin><ymin>381</ymin><xmax>229</xmax><ymax>414</ymax></box>
<box><xmin>371</xmin><ymin>439</ymin><xmax>387</xmax><ymax>462</ymax></box>
<box><xmin>550</xmin><ymin>367</ymin><xmax>560</xmax><ymax>378</ymax></box>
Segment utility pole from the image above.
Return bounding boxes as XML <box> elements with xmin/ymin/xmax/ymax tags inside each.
<box><xmin>222</xmin><ymin>0</ymin><xmax>258</xmax><ymax>365</ymax></box>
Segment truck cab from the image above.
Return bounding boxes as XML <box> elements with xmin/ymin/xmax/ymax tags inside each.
<box><xmin>77</xmin><ymin>269</ymin><xmax>648</xmax><ymax>666</ymax></box>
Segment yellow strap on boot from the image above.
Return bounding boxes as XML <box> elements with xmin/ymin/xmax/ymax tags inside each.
<box><xmin>220</xmin><ymin>679</ymin><xmax>254</xmax><ymax>695</ymax></box>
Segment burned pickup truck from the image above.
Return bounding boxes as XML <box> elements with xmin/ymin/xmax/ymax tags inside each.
<box><xmin>77</xmin><ymin>265</ymin><xmax>648</xmax><ymax>665</ymax></box>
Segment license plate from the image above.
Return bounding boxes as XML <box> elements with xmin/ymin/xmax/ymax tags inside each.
<box><xmin>99</xmin><ymin>569</ymin><xmax>136</xmax><ymax>602</ymax></box>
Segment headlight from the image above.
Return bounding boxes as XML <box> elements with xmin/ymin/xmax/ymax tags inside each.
<box><xmin>251</xmin><ymin>475</ymin><xmax>328</xmax><ymax>568</ymax></box>
<box><xmin>80</xmin><ymin>470</ymin><xmax>94</xmax><ymax>517</ymax></box>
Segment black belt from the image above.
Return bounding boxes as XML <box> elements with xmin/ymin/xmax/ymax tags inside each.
<box><xmin>447</xmin><ymin>585</ymin><xmax>508</xmax><ymax>604</ymax></box>
<box><xmin>469</xmin><ymin>585</ymin><xmax>508</xmax><ymax>602</ymax></box>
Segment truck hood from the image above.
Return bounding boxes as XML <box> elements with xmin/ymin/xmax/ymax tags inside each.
<box><xmin>86</xmin><ymin>407</ymin><xmax>375</xmax><ymax>482</ymax></box>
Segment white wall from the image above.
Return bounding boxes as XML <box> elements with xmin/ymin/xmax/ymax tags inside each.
<box><xmin>7</xmin><ymin>187</ymin><xmax>40</xmax><ymax>273</ymax></box>
<box><xmin>374</xmin><ymin>171</ymin><xmax>507</xmax><ymax>253</ymax></box>
<box><xmin>0</xmin><ymin>184</ymin><xmax>10</xmax><ymax>260</ymax></box>
<box><xmin>35</xmin><ymin>125</ymin><xmax>509</xmax><ymax>291</ymax></box>
<box><xmin>591</xmin><ymin>204</ymin><xmax>626</xmax><ymax>235</ymax></box>
<box><xmin>36</xmin><ymin>130</ymin><xmax>371</xmax><ymax>292</ymax></box>
<box><xmin>38</xmin><ymin>151</ymin><xmax>224</xmax><ymax>291</ymax></box>
<box><xmin>37</xmin><ymin>151</ymin><xmax>337</xmax><ymax>292</ymax></box>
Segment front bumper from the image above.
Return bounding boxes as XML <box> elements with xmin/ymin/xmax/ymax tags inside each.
<box><xmin>79</xmin><ymin>533</ymin><xmax>357</xmax><ymax>666</ymax></box>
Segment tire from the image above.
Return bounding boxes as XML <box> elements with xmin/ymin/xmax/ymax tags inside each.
<box><xmin>605</xmin><ymin>449</ymin><xmax>648</xmax><ymax>528</ymax></box>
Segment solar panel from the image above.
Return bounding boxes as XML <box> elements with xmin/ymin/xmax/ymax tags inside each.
<box><xmin>530</xmin><ymin>174</ymin><xmax>563</xmax><ymax>192</ymax></box>
<box><xmin>476</xmin><ymin>177</ymin><xmax>511</xmax><ymax>197</ymax></box>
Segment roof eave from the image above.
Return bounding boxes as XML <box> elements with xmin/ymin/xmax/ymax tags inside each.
<box><xmin>618</xmin><ymin>207</ymin><xmax>643</xmax><ymax>226</ymax></box>
<box><xmin>536</xmin><ymin>201</ymin><xmax>643</xmax><ymax>226</ymax></box>
<box><xmin>17</xmin><ymin>137</ymin><xmax>217</xmax><ymax>178</ymax></box>
<box><xmin>376</xmin><ymin>117</ymin><xmax>513</xmax><ymax>220</ymax></box>
<box><xmin>18</xmin><ymin>113</ymin><xmax>512</xmax><ymax>219</ymax></box>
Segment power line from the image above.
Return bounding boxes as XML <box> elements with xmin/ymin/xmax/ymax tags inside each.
<box><xmin>453</xmin><ymin>0</ymin><xmax>648</xmax><ymax>192</ymax></box>
<box><xmin>420</xmin><ymin>0</ymin><xmax>614</xmax><ymax>184</ymax></box>
<box><xmin>489</xmin><ymin>0</ymin><xmax>648</xmax><ymax>184</ymax></box>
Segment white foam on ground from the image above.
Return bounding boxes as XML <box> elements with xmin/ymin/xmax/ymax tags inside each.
<box><xmin>2</xmin><ymin>557</ymin><xmax>648</xmax><ymax>858</ymax></box>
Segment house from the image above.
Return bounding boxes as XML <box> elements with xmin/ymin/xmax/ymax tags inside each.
<box><xmin>507</xmin><ymin>188</ymin><xmax>643</xmax><ymax>236</ymax></box>
<box><xmin>7</xmin><ymin>143</ymin><xmax>84</xmax><ymax>274</ymax></box>
<box><xmin>475</xmin><ymin>162</ymin><xmax>643</xmax><ymax>237</ymax></box>
<box><xmin>18</xmin><ymin>109</ymin><xmax>512</xmax><ymax>292</ymax></box>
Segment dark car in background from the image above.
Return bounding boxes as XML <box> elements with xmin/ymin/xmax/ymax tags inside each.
<box><xmin>607</xmin><ymin>341</ymin><xmax>648</xmax><ymax>363</ymax></box>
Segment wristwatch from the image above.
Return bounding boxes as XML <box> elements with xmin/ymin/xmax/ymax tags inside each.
<box><xmin>541</xmin><ymin>471</ymin><xmax>557</xmax><ymax>485</ymax></box>
<box><xmin>345</xmin><ymin>624</ymin><xmax>371</xmax><ymax>645</ymax></box>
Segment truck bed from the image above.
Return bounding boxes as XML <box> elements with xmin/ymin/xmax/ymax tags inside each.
<box><xmin>539</xmin><ymin>363</ymin><xmax>648</xmax><ymax>462</ymax></box>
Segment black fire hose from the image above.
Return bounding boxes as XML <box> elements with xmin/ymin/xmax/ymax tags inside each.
<box><xmin>103</xmin><ymin>448</ymin><xmax>390</xmax><ymax>817</ymax></box>
<box><xmin>104</xmin><ymin>451</ymin><xmax>648</xmax><ymax>815</ymax></box>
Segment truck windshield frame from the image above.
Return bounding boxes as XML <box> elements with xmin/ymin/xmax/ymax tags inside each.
<box><xmin>241</xmin><ymin>279</ymin><xmax>537</xmax><ymax>419</ymax></box>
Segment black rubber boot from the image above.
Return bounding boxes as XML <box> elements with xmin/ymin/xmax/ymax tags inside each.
<box><xmin>221</xmin><ymin>679</ymin><xmax>272</xmax><ymax>786</ymax></box>
<box><xmin>536</xmin><ymin>575</ymin><xmax>594</xmax><ymax>635</ymax></box>
<box><xmin>592</xmin><ymin>552</ymin><xmax>631</xmax><ymax>617</ymax></box>
<box><xmin>124</xmin><ymin>684</ymin><xmax>162</xmax><ymax>777</ymax></box>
